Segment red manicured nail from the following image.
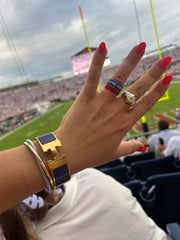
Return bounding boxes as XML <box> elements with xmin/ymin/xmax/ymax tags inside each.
<box><xmin>158</xmin><ymin>56</ymin><xmax>171</xmax><ymax>69</ymax></box>
<box><xmin>134</xmin><ymin>42</ymin><xmax>146</xmax><ymax>54</ymax></box>
<box><xmin>144</xmin><ymin>144</ymin><xmax>149</xmax><ymax>147</ymax></box>
<box><xmin>162</xmin><ymin>74</ymin><xmax>172</xmax><ymax>85</ymax></box>
<box><xmin>98</xmin><ymin>42</ymin><xmax>106</xmax><ymax>54</ymax></box>
<box><xmin>137</xmin><ymin>146</ymin><xmax>147</xmax><ymax>152</ymax></box>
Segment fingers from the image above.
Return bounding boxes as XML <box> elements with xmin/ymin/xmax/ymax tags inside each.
<box><xmin>114</xmin><ymin>140</ymin><xmax>146</xmax><ymax>158</ymax></box>
<box><xmin>125</xmin><ymin>56</ymin><xmax>171</xmax><ymax>102</ymax></box>
<box><xmin>83</xmin><ymin>42</ymin><xmax>107</xmax><ymax>98</ymax></box>
<box><xmin>102</xmin><ymin>42</ymin><xmax>146</xmax><ymax>98</ymax></box>
<box><xmin>130</xmin><ymin>74</ymin><xmax>172</xmax><ymax>124</ymax></box>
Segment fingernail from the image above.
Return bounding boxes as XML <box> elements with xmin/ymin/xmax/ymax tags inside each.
<box><xmin>144</xmin><ymin>144</ymin><xmax>149</xmax><ymax>147</ymax></box>
<box><xmin>162</xmin><ymin>74</ymin><xmax>172</xmax><ymax>85</ymax></box>
<box><xmin>98</xmin><ymin>42</ymin><xmax>106</xmax><ymax>54</ymax></box>
<box><xmin>134</xmin><ymin>42</ymin><xmax>146</xmax><ymax>54</ymax></box>
<box><xmin>137</xmin><ymin>146</ymin><xmax>147</xmax><ymax>152</ymax></box>
<box><xmin>158</xmin><ymin>56</ymin><xmax>171</xmax><ymax>69</ymax></box>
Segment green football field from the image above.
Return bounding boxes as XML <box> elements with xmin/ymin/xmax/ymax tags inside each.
<box><xmin>0</xmin><ymin>81</ymin><xmax>180</xmax><ymax>151</ymax></box>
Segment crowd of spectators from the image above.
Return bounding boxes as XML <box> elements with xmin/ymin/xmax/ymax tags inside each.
<box><xmin>0</xmin><ymin>46</ymin><xmax>180</xmax><ymax>134</ymax></box>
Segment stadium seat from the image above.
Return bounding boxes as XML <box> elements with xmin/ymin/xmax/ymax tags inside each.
<box><xmin>101</xmin><ymin>165</ymin><xmax>134</xmax><ymax>184</ymax></box>
<box><xmin>166</xmin><ymin>223</ymin><xmax>180</xmax><ymax>240</ymax></box>
<box><xmin>124</xmin><ymin>179</ymin><xmax>144</xmax><ymax>200</ymax></box>
<box><xmin>95</xmin><ymin>158</ymin><xmax>122</xmax><ymax>170</ymax></box>
<box><xmin>128</xmin><ymin>155</ymin><xmax>179</xmax><ymax>181</ymax></box>
<box><xmin>144</xmin><ymin>172</ymin><xmax>180</xmax><ymax>224</ymax></box>
<box><xmin>123</xmin><ymin>151</ymin><xmax>155</xmax><ymax>165</ymax></box>
<box><xmin>126</xmin><ymin>172</ymin><xmax>180</xmax><ymax>230</ymax></box>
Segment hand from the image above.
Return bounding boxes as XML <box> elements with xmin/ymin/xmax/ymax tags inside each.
<box><xmin>54</xmin><ymin>42</ymin><xmax>172</xmax><ymax>174</ymax></box>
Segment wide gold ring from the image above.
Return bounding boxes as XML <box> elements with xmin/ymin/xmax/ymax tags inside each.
<box><xmin>121</xmin><ymin>91</ymin><xmax>136</xmax><ymax>107</ymax></box>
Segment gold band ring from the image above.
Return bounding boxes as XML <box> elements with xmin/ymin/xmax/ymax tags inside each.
<box><xmin>121</xmin><ymin>91</ymin><xmax>136</xmax><ymax>107</ymax></box>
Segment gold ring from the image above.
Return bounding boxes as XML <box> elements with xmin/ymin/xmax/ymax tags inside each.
<box><xmin>121</xmin><ymin>91</ymin><xmax>136</xmax><ymax>107</ymax></box>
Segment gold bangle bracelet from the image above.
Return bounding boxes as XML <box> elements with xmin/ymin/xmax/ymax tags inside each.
<box><xmin>24</xmin><ymin>139</ymin><xmax>54</xmax><ymax>193</ymax></box>
<box><xmin>36</xmin><ymin>133</ymin><xmax>71</xmax><ymax>188</ymax></box>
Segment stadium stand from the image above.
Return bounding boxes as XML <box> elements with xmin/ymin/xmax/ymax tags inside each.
<box><xmin>100</xmin><ymin>154</ymin><xmax>180</xmax><ymax>184</ymax></box>
<box><xmin>0</xmin><ymin>46</ymin><xmax>180</xmax><ymax>133</ymax></box>
<box><xmin>101</xmin><ymin>165</ymin><xmax>133</xmax><ymax>184</ymax></box>
<box><xmin>123</xmin><ymin>151</ymin><xmax>155</xmax><ymax>165</ymax></box>
<box><xmin>95</xmin><ymin>158</ymin><xmax>123</xmax><ymax>170</ymax></box>
<box><xmin>128</xmin><ymin>155</ymin><xmax>180</xmax><ymax>181</ymax></box>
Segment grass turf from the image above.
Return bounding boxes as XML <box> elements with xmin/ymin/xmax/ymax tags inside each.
<box><xmin>0</xmin><ymin>81</ymin><xmax>180</xmax><ymax>151</ymax></box>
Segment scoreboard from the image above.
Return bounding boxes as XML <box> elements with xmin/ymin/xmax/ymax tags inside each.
<box><xmin>71</xmin><ymin>47</ymin><xmax>110</xmax><ymax>76</ymax></box>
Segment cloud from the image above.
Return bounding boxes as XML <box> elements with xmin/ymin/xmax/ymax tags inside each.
<box><xmin>0</xmin><ymin>0</ymin><xmax>179</xmax><ymax>88</ymax></box>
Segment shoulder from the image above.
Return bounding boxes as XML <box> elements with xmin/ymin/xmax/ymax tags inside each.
<box><xmin>171</xmin><ymin>130</ymin><xmax>180</xmax><ymax>136</ymax></box>
<box><xmin>148</xmin><ymin>133</ymin><xmax>159</xmax><ymax>143</ymax></box>
<box><xmin>74</xmin><ymin>168</ymin><xmax>103</xmax><ymax>181</ymax></box>
<box><xmin>75</xmin><ymin>168</ymin><xmax>131</xmax><ymax>196</ymax></box>
<box><xmin>168</xmin><ymin>135</ymin><xmax>180</xmax><ymax>144</ymax></box>
<box><xmin>150</xmin><ymin>132</ymin><xmax>161</xmax><ymax>138</ymax></box>
<box><xmin>75</xmin><ymin>168</ymin><xmax>115</xmax><ymax>184</ymax></box>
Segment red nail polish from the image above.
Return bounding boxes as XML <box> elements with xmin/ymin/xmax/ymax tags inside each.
<box><xmin>98</xmin><ymin>42</ymin><xmax>106</xmax><ymax>54</ymax></box>
<box><xmin>162</xmin><ymin>74</ymin><xmax>172</xmax><ymax>85</ymax></box>
<box><xmin>137</xmin><ymin>146</ymin><xmax>147</xmax><ymax>152</ymax></box>
<box><xmin>144</xmin><ymin>144</ymin><xmax>149</xmax><ymax>147</ymax></box>
<box><xmin>158</xmin><ymin>56</ymin><xmax>171</xmax><ymax>69</ymax></box>
<box><xmin>134</xmin><ymin>42</ymin><xmax>146</xmax><ymax>54</ymax></box>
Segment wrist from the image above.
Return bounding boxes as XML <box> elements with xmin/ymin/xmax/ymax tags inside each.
<box><xmin>53</xmin><ymin>129</ymin><xmax>83</xmax><ymax>175</ymax></box>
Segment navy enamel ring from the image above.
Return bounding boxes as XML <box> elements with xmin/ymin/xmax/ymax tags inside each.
<box><xmin>104</xmin><ymin>79</ymin><xmax>123</xmax><ymax>96</ymax></box>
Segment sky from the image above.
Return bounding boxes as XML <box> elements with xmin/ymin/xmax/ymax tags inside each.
<box><xmin>0</xmin><ymin>0</ymin><xmax>179</xmax><ymax>88</ymax></box>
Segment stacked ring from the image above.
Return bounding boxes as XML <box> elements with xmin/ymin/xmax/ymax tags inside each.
<box><xmin>105</xmin><ymin>79</ymin><xmax>123</xmax><ymax>96</ymax></box>
<box><xmin>121</xmin><ymin>91</ymin><xmax>136</xmax><ymax>107</ymax></box>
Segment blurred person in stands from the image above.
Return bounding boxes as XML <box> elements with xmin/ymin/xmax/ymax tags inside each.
<box><xmin>0</xmin><ymin>41</ymin><xmax>172</xmax><ymax>214</ymax></box>
<box><xmin>0</xmin><ymin>169</ymin><xmax>171</xmax><ymax>240</ymax></box>
<box><xmin>147</xmin><ymin>119</ymin><xmax>180</xmax><ymax>151</ymax></box>
<box><xmin>157</xmin><ymin>134</ymin><xmax>180</xmax><ymax>158</ymax></box>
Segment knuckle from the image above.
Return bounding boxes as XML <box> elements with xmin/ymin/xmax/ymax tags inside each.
<box><xmin>134</xmin><ymin>85</ymin><xmax>144</xmax><ymax>99</ymax></box>
<box><xmin>142</xmin><ymin>97</ymin><xmax>152</xmax><ymax>107</ymax></box>
<box><xmin>112</xmin><ymin>75</ymin><xmax>126</xmax><ymax>86</ymax></box>
<box><xmin>148</xmin><ymin>68</ymin><xmax>160</xmax><ymax>80</ymax></box>
<box><xmin>117</xmin><ymin>121</ymin><xmax>130</xmax><ymax>133</ymax></box>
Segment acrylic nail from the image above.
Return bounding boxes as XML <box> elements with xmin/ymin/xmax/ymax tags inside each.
<box><xmin>134</xmin><ymin>42</ymin><xmax>146</xmax><ymax>54</ymax></box>
<box><xmin>144</xmin><ymin>144</ymin><xmax>149</xmax><ymax>147</ymax></box>
<box><xmin>98</xmin><ymin>42</ymin><xmax>106</xmax><ymax>54</ymax></box>
<box><xmin>137</xmin><ymin>146</ymin><xmax>147</xmax><ymax>152</ymax></box>
<box><xmin>158</xmin><ymin>56</ymin><xmax>171</xmax><ymax>69</ymax></box>
<box><xmin>162</xmin><ymin>74</ymin><xmax>172</xmax><ymax>85</ymax></box>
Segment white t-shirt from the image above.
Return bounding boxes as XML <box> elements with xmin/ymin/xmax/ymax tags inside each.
<box><xmin>148</xmin><ymin>129</ymin><xmax>180</xmax><ymax>150</ymax></box>
<box><xmin>36</xmin><ymin>168</ymin><xmax>170</xmax><ymax>240</ymax></box>
<box><xmin>0</xmin><ymin>227</ymin><xmax>5</xmax><ymax>240</ymax></box>
<box><xmin>164</xmin><ymin>135</ymin><xmax>180</xmax><ymax>158</ymax></box>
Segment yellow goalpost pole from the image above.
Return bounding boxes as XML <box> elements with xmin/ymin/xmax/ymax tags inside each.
<box><xmin>78</xmin><ymin>6</ymin><xmax>101</xmax><ymax>92</ymax></box>
<box><xmin>149</xmin><ymin>0</ymin><xmax>169</xmax><ymax>101</ymax></box>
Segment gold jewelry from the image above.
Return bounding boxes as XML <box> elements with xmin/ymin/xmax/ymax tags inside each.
<box><xmin>121</xmin><ymin>90</ymin><xmax>136</xmax><ymax>107</ymax></box>
<box><xmin>36</xmin><ymin>133</ymin><xmax>71</xmax><ymax>188</ymax></box>
<box><xmin>24</xmin><ymin>140</ymin><xmax>54</xmax><ymax>193</ymax></box>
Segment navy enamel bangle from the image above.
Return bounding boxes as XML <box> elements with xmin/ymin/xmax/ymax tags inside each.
<box><xmin>36</xmin><ymin>133</ymin><xmax>71</xmax><ymax>188</ymax></box>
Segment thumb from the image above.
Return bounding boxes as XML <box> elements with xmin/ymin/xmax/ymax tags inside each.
<box><xmin>114</xmin><ymin>140</ymin><xmax>147</xmax><ymax>158</ymax></box>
